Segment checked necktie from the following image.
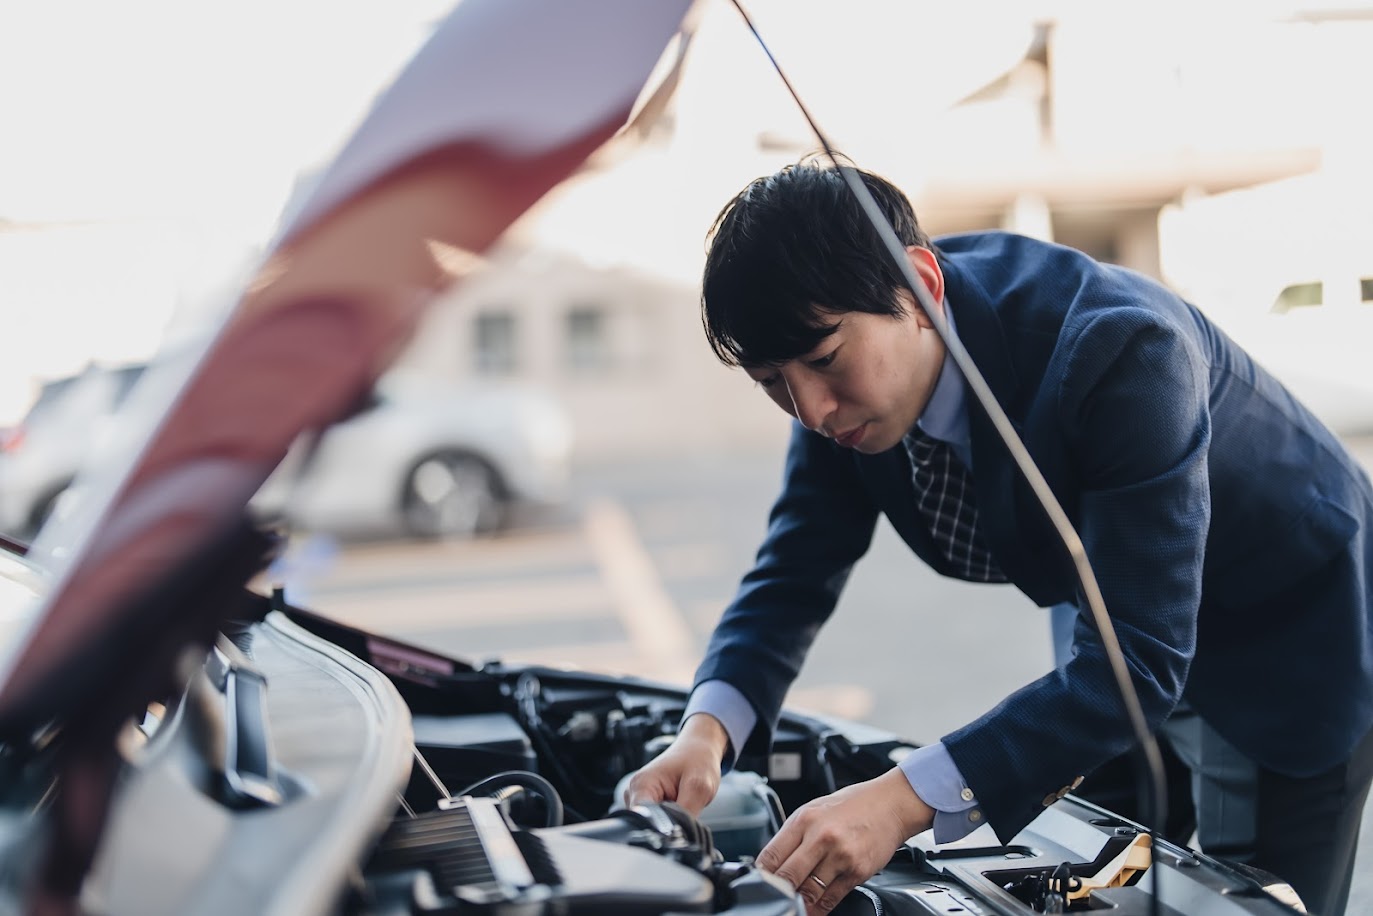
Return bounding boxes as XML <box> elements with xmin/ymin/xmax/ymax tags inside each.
<box><xmin>902</xmin><ymin>429</ymin><xmax>1008</xmax><ymax>583</ymax></box>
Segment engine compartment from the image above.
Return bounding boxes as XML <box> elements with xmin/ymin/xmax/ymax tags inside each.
<box><xmin>284</xmin><ymin>608</ymin><xmax>1304</xmax><ymax>916</ymax></box>
<box><xmin>8</xmin><ymin>598</ymin><xmax>1300</xmax><ymax>916</ymax></box>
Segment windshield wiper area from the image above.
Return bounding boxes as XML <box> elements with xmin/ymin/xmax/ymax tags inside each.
<box><xmin>205</xmin><ymin>636</ymin><xmax>284</xmax><ymax>809</ymax></box>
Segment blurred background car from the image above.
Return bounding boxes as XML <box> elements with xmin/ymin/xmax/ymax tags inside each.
<box><xmin>253</xmin><ymin>371</ymin><xmax>574</xmax><ymax>539</ymax></box>
<box><xmin>0</xmin><ymin>364</ymin><xmax>573</xmax><ymax>541</ymax></box>
<box><xmin>0</xmin><ymin>363</ymin><xmax>145</xmax><ymax>537</ymax></box>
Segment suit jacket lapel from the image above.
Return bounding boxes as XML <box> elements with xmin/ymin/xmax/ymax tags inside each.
<box><xmin>942</xmin><ymin>258</ymin><xmax>1068</xmax><ymax>605</ymax></box>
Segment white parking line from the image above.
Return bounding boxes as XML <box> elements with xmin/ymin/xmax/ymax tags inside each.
<box><xmin>582</xmin><ymin>498</ymin><xmax>697</xmax><ymax>674</ymax></box>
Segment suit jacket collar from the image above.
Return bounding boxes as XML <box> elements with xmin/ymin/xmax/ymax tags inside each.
<box><xmin>936</xmin><ymin>251</ymin><xmax>1069</xmax><ymax>606</ymax></box>
<box><xmin>939</xmin><ymin>252</ymin><xmax>1019</xmax><ymax>413</ymax></box>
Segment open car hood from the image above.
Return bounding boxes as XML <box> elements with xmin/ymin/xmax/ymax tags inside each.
<box><xmin>0</xmin><ymin>0</ymin><xmax>695</xmax><ymax>737</ymax></box>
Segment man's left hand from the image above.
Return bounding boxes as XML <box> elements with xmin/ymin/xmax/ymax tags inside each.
<box><xmin>754</xmin><ymin>767</ymin><xmax>936</xmax><ymax>913</ymax></box>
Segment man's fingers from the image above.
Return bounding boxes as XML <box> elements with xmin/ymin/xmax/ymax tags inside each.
<box><xmin>755</xmin><ymin>817</ymin><xmax>817</xmax><ymax>890</ymax></box>
<box><xmin>808</xmin><ymin>872</ymin><xmax>860</xmax><ymax>914</ymax></box>
<box><xmin>624</xmin><ymin>773</ymin><xmax>668</xmax><ymax>807</ymax></box>
<box><xmin>753</xmin><ymin>821</ymin><xmax>795</xmax><ymax>874</ymax></box>
<box><xmin>626</xmin><ymin>786</ymin><xmax>665</xmax><ymax>806</ymax></box>
<box><xmin>773</xmin><ymin>853</ymin><xmax>825</xmax><ymax>904</ymax></box>
<box><xmin>757</xmin><ymin>805</ymin><xmax>860</xmax><ymax>911</ymax></box>
<box><xmin>672</xmin><ymin>772</ymin><xmax>718</xmax><ymax>815</ymax></box>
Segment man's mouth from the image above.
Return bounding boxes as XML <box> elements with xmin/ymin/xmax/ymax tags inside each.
<box><xmin>834</xmin><ymin>425</ymin><xmax>866</xmax><ymax>448</ymax></box>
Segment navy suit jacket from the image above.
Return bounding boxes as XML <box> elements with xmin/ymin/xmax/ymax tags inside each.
<box><xmin>694</xmin><ymin>231</ymin><xmax>1373</xmax><ymax>840</ymax></box>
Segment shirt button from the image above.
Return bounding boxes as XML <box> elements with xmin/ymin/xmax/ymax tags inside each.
<box><xmin>960</xmin><ymin>788</ymin><xmax>975</xmax><ymax>802</ymax></box>
<box><xmin>968</xmin><ymin>810</ymin><xmax>983</xmax><ymax>823</ymax></box>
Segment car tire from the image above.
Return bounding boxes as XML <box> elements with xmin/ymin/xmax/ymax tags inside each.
<box><xmin>401</xmin><ymin>451</ymin><xmax>504</xmax><ymax>539</ymax></box>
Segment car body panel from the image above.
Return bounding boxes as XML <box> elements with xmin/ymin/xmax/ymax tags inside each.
<box><xmin>82</xmin><ymin>612</ymin><xmax>414</xmax><ymax>916</ymax></box>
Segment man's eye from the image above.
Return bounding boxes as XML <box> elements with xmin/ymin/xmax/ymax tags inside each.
<box><xmin>808</xmin><ymin>352</ymin><xmax>836</xmax><ymax>369</ymax></box>
<box><xmin>757</xmin><ymin>374</ymin><xmax>781</xmax><ymax>389</ymax></box>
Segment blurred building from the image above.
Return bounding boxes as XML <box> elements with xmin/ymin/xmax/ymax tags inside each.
<box><xmin>6</xmin><ymin>1</ymin><xmax>1371</xmax><ymax>454</ymax></box>
<box><xmin>396</xmin><ymin>0</ymin><xmax>1372</xmax><ymax>458</ymax></box>
<box><xmin>0</xmin><ymin>220</ymin><xmax>181</xmax><ymax>425</ymax></box>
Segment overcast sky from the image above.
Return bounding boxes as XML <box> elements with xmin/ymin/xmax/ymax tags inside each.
<box><xmin>0</xmin><ymin>0</ymin><xmax>450</xmax><ymax>234</ymax></box>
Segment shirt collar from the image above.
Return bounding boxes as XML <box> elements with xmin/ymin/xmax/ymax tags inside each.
<box><xmin>914</xmin><ymin>303</ymin><xmax>971</xmax><ymax>453</ymax></box>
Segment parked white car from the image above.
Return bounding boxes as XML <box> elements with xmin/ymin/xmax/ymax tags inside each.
<box><xmin>0</xmin><ymin>365</ymin><xmax>573</xmax><ymax>540</ymax></box>
<box><xmin>254</xmin><ymin>371</ymin><xmax>573</xmax><ymax>538</ymax></box>
<box><xmin>0</xmin><ymin>364</ymin><xmax>145</xmax><ymax>537</ymax></box>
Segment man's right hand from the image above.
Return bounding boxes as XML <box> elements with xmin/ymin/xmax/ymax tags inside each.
<box><xmin>622</xmin><ymin>713</ymin><xmax>730</xmax><ymax>815</ymax></box>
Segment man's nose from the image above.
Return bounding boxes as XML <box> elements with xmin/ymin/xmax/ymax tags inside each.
<box><xmin>785</xmin><ymin>375</ymin><xmax>835</xmax><ymax>433</ymax></box>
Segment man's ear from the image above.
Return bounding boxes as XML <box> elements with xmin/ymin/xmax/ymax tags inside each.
<box><xmin>904</xmin><ymin>245</ymin><xmax>944</xmax><ymax>328</ymax></box>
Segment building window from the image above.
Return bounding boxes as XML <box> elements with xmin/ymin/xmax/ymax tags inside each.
<box><xmin>1360</xmin><ymin>277</ymin><xmax>1373</xmax><ymax>304</ymax></box>
<box><xmin>565</xmin><ymin>306</ymin><xmax>611</xmax><ymax>372</ymax></box>
<box><xmin>474</xmin><ymin>311</ymin><xmax>517</xmax><ymax>374</ymax></box>
<box><xmin>1270</xmin><ymin>281</ymin><xmax>1322</xmax><ymax>314</ymax></box>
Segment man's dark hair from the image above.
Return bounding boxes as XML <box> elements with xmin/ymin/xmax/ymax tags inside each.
<box><xmin>701</xmin><ymin>158</ymin><xmax>933</xmax><ymax>368</ymax></box>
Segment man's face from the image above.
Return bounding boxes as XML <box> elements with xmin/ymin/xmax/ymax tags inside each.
<box><xmin>743</xmin><ymin>247</ymin><xmax>947</xmax><ymax>455</ymax></box>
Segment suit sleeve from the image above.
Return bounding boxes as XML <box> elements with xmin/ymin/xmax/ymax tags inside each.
<box><xmin>943</xmin><ymin>307</ymin><xmax>1210</xmax><ymax>841</ymax></box>
<box><xmin>693</xmin><ymin>419</ymin><xmax>880</xmax><ymax>756</ymax></box>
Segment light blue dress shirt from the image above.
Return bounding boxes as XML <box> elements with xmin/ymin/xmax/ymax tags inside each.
<box><xmin>684</xmin><ymin>307</ymin><xmax>988</xmax><ymax>844</ymax></box>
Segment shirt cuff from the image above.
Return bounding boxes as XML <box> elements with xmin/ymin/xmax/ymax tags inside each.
<box><xmin>899</xmin><ymin>741</ymin><xmax>987</xmax><ymax>844</ymax></box>
<box><xmin>682</xmin><ymin>679</ymin><xmax>757</xmax><ymax>772</ymax></box>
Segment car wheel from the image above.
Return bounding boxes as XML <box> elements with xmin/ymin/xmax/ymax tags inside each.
<box><xmin>402</xmin><ymin>452</ymin><xmax>503</xmax><ymax>539</ymax></box>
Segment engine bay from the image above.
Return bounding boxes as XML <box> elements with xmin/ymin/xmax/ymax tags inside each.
<box><xmin>282</xmin><ymin>608</ymin><xmax>1303</xmax><ymax>916</ymax></box>
<box><xmin>5</xmin><ymin>596</ymin><xmax>1300</xmax><ymax>916</ymax></box>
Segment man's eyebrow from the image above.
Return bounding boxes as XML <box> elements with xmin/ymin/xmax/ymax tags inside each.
<box><xmin>800</xmin><ymin>320</ymin><xmax>844</xmax><ymax>355</ymax></box>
